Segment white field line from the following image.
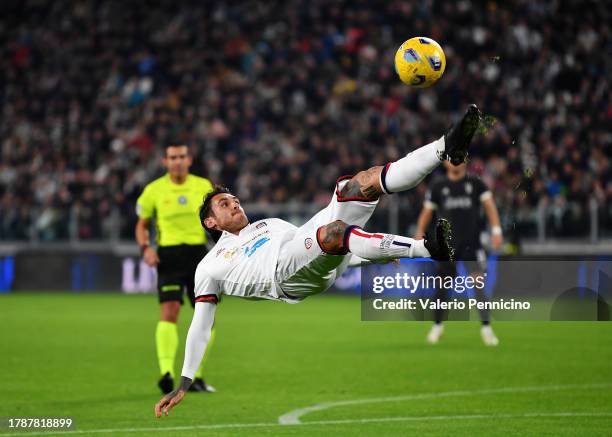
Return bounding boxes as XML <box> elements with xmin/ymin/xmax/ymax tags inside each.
<box><xmin>0</xmin><ymin>412</ymin><xmax>611</xmax><ymax>436</ymax></box>
<box><xmin>278</xmin><ymin>383</ymin><xmax>612</xmax><ymax>424</ymax></box>
<box><xmin>1</xmin><ymin>383</ymin><xmax>610</xmax><ymax>436</ymax></box>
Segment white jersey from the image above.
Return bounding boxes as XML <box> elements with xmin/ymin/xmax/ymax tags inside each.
<box><xmin>194</xmin><ymin>218</ymin><xmax>301</xmax><ymax>303</ymax></box>
<box><xmin>194</xmin><ymin>177</ymin><xmax>379</xmax><ymax>304</ymax></box>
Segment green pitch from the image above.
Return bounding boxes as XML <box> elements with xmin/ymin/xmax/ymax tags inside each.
<box><xmin>1</xmin><ymin>293</ymin><xmax>611</xmax><ymax>436</ymax></box>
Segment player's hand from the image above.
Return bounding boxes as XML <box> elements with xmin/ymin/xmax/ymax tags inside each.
<box><xmin>491</xmin><ymin>234</ymin><xmax>503</xmax><ymax>251</ymax></box>
<box><xmin>155</xmin><ymin>388</ymin><xmax>186</xmax><ymax>418</ymax></box>
<box><xmin>143</xmin><ymin>247</ymin><xmax>160</xmax><ymax>267</ymax></box>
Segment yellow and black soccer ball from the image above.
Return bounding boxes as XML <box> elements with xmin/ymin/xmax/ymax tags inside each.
<box><xmin>394</xmin><ymin>37</ymin><xmax>446</xmax><ymax>88</ymax></box>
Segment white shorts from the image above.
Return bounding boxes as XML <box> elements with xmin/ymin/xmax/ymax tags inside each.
<box><xmin>276</xmin><ymin>176</ymin><xmax>379</xmax><ymax>299</ymax></box>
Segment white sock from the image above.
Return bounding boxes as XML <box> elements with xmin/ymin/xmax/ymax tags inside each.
<box><xmin>380</xmin><ymin>136</ymin><xmax>445</xmax><ymax>193</ymax></box>
<box><xmin>346</xmin><ymin>227</ymin><xmax>431</xmax><ymax>260</ymax></box>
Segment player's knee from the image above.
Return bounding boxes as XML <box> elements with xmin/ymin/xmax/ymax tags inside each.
<box><xmin>317</xmin><ymin>220</ymin><xmax>349</xmax><ymax>255</ymax></box>
<box><xmin>160</xmin><ymin>301</ymin><xmax>181</xmax><ymax>323</ymax></box>
<box><xmin>340</xmin><ymin>166</ymin><xmax>383</xmax><ymax>201</ymax></box>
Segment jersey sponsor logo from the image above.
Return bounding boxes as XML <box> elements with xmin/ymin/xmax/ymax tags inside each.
<box><xmin>255</xmin><ymin>221</ymin><xmax>267</xmax><ymax>229</ymax></box>
<box><xmin>244</xmin><ymin>237</ymin><xmax>270</xmax><ymax>257</ymax></box>
<box><xmin>304</xmin><ymin>237</ymin><xmax>313</xmax><ymax>249</ymax></box>
<box><xmin>241</xmin><ymin>231</ymin><xmax>270</xmax><ymax>248</ymax></box>
<box><xmin>178</xmin><ymin>195</ymin><xmax>187</xmax><ymax>204</ymax></box>
<box><xmin>443</xmin><ymin>196</ymin><xmax>473</xmax><ymax>209</ymax></box>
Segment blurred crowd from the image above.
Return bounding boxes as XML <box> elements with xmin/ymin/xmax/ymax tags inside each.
<box><xmin>1</xmin><ymin>0</ymin><xmax>610</xmax><ymax>242</ymax></box>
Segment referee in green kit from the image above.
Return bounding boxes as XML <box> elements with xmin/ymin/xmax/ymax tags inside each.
<box><xmin>136</xmin><ymin>144</ymin><xmax>216</xmax><ymax>394</ymax></box>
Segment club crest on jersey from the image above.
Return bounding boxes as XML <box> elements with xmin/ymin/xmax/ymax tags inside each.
<box><xmin>178</xmin><ymin>195</ymin><xmax>187</xmax><ymax>204</ymax></box>
<box><xmin>255</xmin><ymin>222</ymin><xmax>267</xmax><ymax>229</ymax></box>
<box><xmin>304</xmin><ymin>237</ymin><xmax>313</xmax><ymax>250</ymax></box>
<box><xmin>465</xmin><ymin>182</ymin><xmax>473</xmax><ymax>194</ymax></box>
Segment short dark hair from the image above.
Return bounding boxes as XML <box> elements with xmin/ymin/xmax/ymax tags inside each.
<box><xmin>199</xmin><ymin>185</ymin><xmax>233</xmax><ymax>241</ymax></box>
<box><xmin>164</xmin><ymin>144</ymin><xmax>189</xmax><ymax>155</ymax></box>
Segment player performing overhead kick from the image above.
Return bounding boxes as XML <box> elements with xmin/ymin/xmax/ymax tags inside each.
<box><xmin>155</xmin><ymin>104</ymin><xmax>482</xmax><ymax>417</ymax></box>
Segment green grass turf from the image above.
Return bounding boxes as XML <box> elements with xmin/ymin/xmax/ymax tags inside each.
<box><xmin>0</xmin><ymin>292</ymin><xmax>611</xmax><ymax>436</ymax></box>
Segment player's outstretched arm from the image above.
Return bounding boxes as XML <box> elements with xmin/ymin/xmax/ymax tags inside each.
<box><xmin>155</xmin><ymin>377</ymin><xmax>190</xmax><ymax>417</ymax></box>
<box><xmin>154</xmin><ymin>301</ymin><xmax>217</xmax><ymax>418</ymax></box>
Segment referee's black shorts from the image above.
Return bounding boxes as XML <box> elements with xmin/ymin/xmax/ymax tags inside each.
<box><xmin>157</xmin><ymin>244</ymin><xmax>208</xmax><ymax>307</ymax></box>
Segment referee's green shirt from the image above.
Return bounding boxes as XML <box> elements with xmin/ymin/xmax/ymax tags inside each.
<box><xmin>136</xmin><ymin>174</ymin><xmax>214</xmax><ymax>247</ymax></box>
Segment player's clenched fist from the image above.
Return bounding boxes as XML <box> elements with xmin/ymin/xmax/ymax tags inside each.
<box><xmin>155</xmin><ymin>389</ymin><xmax>186</xmax><ymax>418</ymax></box>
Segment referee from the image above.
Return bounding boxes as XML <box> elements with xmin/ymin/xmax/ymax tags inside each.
<box><xmin>415</xmin><ymin>161</ymin><xmax>503</xmax><ymax>346</ymax></box>
<box><xmin>135</xmin><ymin>144</ymin><xmax>215</xmax><ymax>394</ymax></box>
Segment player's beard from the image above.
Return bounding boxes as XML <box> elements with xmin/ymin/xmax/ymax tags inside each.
<box><xmin>233</xmin><ymin>212</ymin><xmax>249</xmax><ymax>230</ymax></box>
<box><xmin>222</xmin><ymin>211</ymin><xmax>248</xmax><ymax>234</ymax></box>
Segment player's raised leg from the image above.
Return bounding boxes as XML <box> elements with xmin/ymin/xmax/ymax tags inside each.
<box><xmin>338</xmin><ymin>104</ymin><xmax>481</xmax><ymax>202</ymax></box>
<box><xmin>317</xmin><ymin>217</ymin><xmax>454</xmax><ymax>262</ymax></box>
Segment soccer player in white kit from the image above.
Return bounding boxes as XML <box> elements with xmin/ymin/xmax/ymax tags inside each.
<box><xmin>155</xmin><ymin>105</ymin><xmax>482</xmax><ymax>417</ymax></box>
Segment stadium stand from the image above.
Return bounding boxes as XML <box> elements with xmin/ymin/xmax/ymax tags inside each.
<box><xmin>1</xmin><ymin>0</ymin><xmax>610</xmax><ymax>243</ymax></box>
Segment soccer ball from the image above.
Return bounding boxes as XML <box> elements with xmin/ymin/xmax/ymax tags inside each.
<box><xmin>394</xmin><ymin>37</ymin><xmax>446</xmax><ymax>88</ymax></box>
